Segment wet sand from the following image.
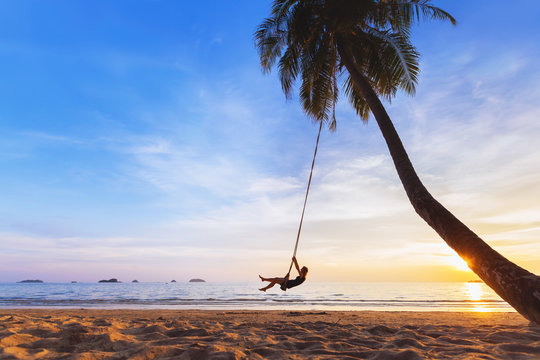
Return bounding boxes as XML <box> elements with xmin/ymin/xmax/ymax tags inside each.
<box><xmin>0</xmin><ymin>309</ymin><xmax>539</xmax><ymax>359</ymax></box>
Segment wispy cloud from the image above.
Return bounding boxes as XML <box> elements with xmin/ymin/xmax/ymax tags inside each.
<box><xmin>16</xmin><ymin>131</ymin><xmax>83</xmax><ymax>145</ymax></box>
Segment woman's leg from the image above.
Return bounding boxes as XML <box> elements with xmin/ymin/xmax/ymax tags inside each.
<box><xmin>259</xmin><ymin>275</ymin><xmax>285</xmax><ymax>283</ymax></box>
<box><xmin>259</xmin><ymin>280</ymin><xmax>280</xmax><ymax>292</ymax></box>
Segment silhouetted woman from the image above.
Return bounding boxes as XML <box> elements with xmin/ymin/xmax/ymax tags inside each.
<box><xmin>259</xmin><ymin>256</ymin><xmax>308</xmax><ymax>292</ymax></box>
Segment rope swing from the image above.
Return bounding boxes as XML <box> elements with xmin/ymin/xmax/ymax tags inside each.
<box><xmin>285</xmin><ymin>119</ymin><xmax>324</xmax><ymax>276</ymax></box>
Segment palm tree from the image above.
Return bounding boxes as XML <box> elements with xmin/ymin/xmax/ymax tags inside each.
<box><xmin>255</xmin><ymin>0</ymin><xmax>540</xmax><ymax>323</ymax></box>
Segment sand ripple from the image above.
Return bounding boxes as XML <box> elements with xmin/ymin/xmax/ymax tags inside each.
<box><xmin>0</xmin><ymin>310</ymin><xmax>538</xmax><ymax>359</ymax></box>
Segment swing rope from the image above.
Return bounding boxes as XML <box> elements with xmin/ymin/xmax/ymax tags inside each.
<box><xmin>286</xmin><ymin>119</ymin><xmax>324</xmax><ymax>276</ymax></box>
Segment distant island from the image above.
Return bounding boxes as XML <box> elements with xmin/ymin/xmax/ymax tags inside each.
<box><xmin>17</xmin><ymin>280</ymin><xmax>43</xmax><ymax>283</ymax></box>
<box><xmin>189</xmin><ymin>279</ymin><xmax>206</xmax><ymax>283</ymax></box>
<box><xmin>132</xmin><ymin>280</ymin><xmax>139</xmax><ymax>283</ymax></box>
<box><xmin>171</xmin><ymin>280</ymin><xmax>177</xmax><ymax>283</ymax></box>
<box><xmin>98</xmin><ymin>278</ymin><xmax>120</xmax><ymax>283</ymax></box>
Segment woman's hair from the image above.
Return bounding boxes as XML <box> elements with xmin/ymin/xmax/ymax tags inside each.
<box><xmin>301</xmin><ymin>266</ymin><xmax>308</xmax><ymax>275</ymax></box>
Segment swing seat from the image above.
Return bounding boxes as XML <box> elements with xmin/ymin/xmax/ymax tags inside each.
<box><xmin>280</xmin><ymin>274</ymin><xmax>290</xmax><ymax>291</ymax></box>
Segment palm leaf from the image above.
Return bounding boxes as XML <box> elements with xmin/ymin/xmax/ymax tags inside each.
<box><xmin>379</xmin><ymin>0</ymin><xmax>456</xmax><ymax>32</ymax></box>
<box><xmin>344</xmin><ymin>75</ymin><xmax>371</xmax><ymax>122</ymax></box>
<box><xmin>363</xmin><ymin>27</ymin><xmax>419</xmax><ymax>95</ymax></box>
<box><xmin>255</xmin><ymin>17</ymin><xmax>287</xmax><ymax>73</ymax></box>
<box><xmin>278</xmin><ymin>45</ymin><xmax>301</xmax><ymax>99</ymax></box>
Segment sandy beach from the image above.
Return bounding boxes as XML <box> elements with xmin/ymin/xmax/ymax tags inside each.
<box><xmin>0</xmin><ymin>310</ymin><xmax>539</xmax><ymax>359</ymax></box>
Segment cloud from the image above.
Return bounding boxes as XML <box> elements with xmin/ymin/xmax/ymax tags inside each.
<box><xmin>127</xmin><ymin>136</ymin><xmax>252</xmax><ymax>196</ymax></box>
<box><xmin>16</xmin><ymin>131</ymin><xmax>83</xmax><ymax>145</ymax></box>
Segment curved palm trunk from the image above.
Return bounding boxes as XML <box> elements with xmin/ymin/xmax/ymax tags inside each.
<box><xmin>338</xmin><ymin>43</ymin><xmax>540</xmax><ymax>323</ymax></box>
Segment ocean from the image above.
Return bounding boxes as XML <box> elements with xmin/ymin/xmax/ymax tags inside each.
<box><xmin>0</xmin><ymin>282</ymin><xmax>512</xmax><ymax>312</ymax></box>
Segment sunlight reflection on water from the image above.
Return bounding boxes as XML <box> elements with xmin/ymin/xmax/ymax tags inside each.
<box><xmin>464</xmin><ymin>282</ymin><xmax>491</xmax><ymax>312</ymax></box>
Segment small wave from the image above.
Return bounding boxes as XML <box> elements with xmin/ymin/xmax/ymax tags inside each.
<box><xmin>0</xmin><ymin>282</ymin><xmax>513</xmax><ymax>311</ymax></box>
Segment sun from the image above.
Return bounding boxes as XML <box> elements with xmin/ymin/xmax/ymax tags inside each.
<box><xmin>448</xmin><ymin>255</ymin><xmax>471</xmax><ymax>272</ymax></box>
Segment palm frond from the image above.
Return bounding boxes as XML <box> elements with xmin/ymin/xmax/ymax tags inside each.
<box><xmin>271</xmin><ymin>0</ymin><xmax>299</xmax><ymax>20</ymax></box>
<box><xmin>300</xmin><ymin>32</ymin><xmax>334</xmax><ymax>120</ymax></box>
<box><xmin>344</xmin><ymin>75</ymin><xmax>371</xmax><ymax>122</ymax></box>
<box><xmin>363</xmin><ymin>26</ymin><xmax>419</xmax><ymax>95</ymax></box>
<box><xmin>345</xmin><ymin>32</ymin><xmax>396</xmax><ymax>100</ymax></box>
<box><xmin>379</xmin><ymin>0</ymin><xmax>456</xmax><ymax>32</ymax></box>
<box><xmin>254</xmin><ymin>17</ymin><xmax>287</xmax><ymax>73</ymax></box>
<box><xmin>329</xmin><ymin>71</ymin><xmax>339</xmax><ymax>132</ymax></box>
<box><xmin>278</xmin><ymin>45</ymin><xmax>301</xmax><ymax>99</ymax></box>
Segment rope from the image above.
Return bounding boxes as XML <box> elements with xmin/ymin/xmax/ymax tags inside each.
<box><xmin>286</xmin><ymin>119</ymin><xmax>324</xmax><ymax>275</ymax></box>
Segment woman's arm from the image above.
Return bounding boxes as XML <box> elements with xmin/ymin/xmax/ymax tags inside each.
<box><xmin>293</xmin><ymin>256</ymin><xmax>301</xmax><ymax>275</ymax></box>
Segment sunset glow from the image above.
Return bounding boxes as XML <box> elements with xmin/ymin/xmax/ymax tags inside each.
<box><xmin>449</xmin><ymin>256</ymin><xmax>471</xmax><ymax>272</ymax></box>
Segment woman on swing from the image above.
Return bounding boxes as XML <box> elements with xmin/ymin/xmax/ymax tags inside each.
<box><xmin>259</xmin><ymin>256</ymin><xmax>308</xmax><ymax>292</ymax></box>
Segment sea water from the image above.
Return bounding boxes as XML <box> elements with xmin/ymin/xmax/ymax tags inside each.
<box><xmin>0</xmin><ymin>282</ymin><xmax>512</xmax><ymax>312</ymax></box>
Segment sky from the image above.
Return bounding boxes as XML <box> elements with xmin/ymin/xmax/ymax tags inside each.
<box><xmin>1</xmin><ymin>1</ymin><xmax>540</xmax><ymax>283</ymax></box>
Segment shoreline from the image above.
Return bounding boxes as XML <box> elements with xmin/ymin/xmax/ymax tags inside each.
<box><xmin>1</xmin><ymin>309</ymin><xmax>538</xmax><ymax>359</ymax></box>
<box><xmin>0</xmin><ymin>306</ymin><xmax>517</xmax><ymax>312</ymax></box>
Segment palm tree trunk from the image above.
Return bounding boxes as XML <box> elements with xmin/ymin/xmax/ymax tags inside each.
<box><xmin>338</xmin><ymin>42</ymin><xmax>540</xmax><ymax>323</ymax></box>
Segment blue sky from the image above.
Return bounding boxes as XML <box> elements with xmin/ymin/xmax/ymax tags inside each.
<box><xmin>1</xmin><ymin>1</ymin><xmax>540</xmax><ymax>283</ymax></box>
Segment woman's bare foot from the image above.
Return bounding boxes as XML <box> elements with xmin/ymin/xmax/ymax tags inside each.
<box><xmin>259</xmin><ymin>287</ymin><xmax>267</xmax><ymax>292</ymax></box>
<box><xmin>259</xmin><ymin>275</ymin><xmax>265</xmax><ymax>282</ymax></box>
